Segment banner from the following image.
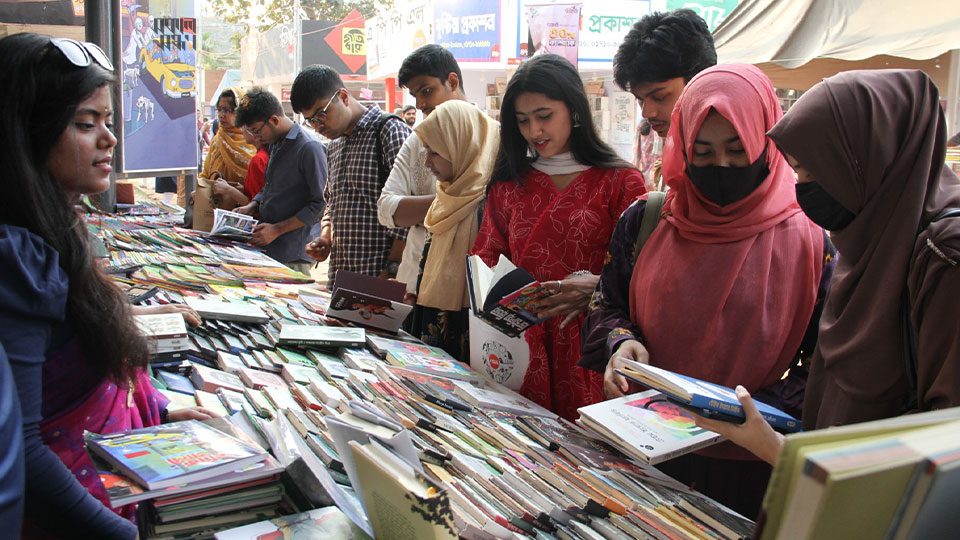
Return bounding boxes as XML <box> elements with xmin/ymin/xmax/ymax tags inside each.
<box><xmin>366</xmin><ymin>0</ymin><xmax>432</xmax><ymax>79</ymax></box>
<box><xmin>514</xmin><ymin>0</ymin><xmax>649</xmax><ymax>64</ymax></box>
<box><xmin>525</xmin><ymin>3</ymin><xmax>581</xmax><ymax>67</ymax></box>
<box><xmin>666</xmin><ymin>0</ymin><xmax>740</xmax><ymax>31</ymax></box>
<box><xmin>303</xmin><ymin>10</ymin><xmax>368</xmax><ymax>78</ymax></box>
<box><xmin>433</xmin><ymin>0</ymin><xmax>500</xmax><ymax>62</ymax></box>
<box><xmin>119</xmin><ymin>0</ymin><xmax>198</xmax><ymax>173</ymax></box>
<box><xmin>611</xmin><ymin>91</ymin><xmax>637</xmax><ymax>145</ymax></box>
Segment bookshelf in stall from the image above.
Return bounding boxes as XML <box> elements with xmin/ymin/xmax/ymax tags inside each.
<box><xmin>87</xmin><ymin>200</ymin><xmax>958</xmax><ymax>539</ymax></box>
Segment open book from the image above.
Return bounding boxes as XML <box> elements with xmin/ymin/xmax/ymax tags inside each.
<box><xmin>211</xmin><ymin>209</ymin><xmax>257</xmax><ymax>241</ymax></box>
<box><xmin>465</xmin><ymin>254</ymin><xmax>552</xmax><ymax>337</ymax></box>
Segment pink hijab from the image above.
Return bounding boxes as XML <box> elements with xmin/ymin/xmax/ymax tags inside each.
<box><xmin>629</xmin><ymin>64</ymin><xmax>824</xmax><ymax>397</ymax></box>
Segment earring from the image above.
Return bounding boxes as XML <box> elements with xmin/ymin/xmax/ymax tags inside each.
<box><xmin>572</xmin><ymin>112</ymin><xmax>582</xmax><ymax>128</ymax></box>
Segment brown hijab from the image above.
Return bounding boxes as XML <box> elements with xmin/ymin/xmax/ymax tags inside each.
<box><xmin>769</xmin><ymin>69</ymin><xmax>960</xmax><ymax>429</ymax></box>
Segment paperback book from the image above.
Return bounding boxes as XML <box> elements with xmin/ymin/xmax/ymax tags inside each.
<box><xmin>466</xmin><ymin>254</ymin><xmax>550</xmax><ymax>337</ymax></box>
<box><xmin>278</xmin><ymin>324</ymin><xmax>366</xmax><ymax>349</ymax></box>
<box><xmin>326</xmin><ymin>270</ymin><xmax>413</xmax><ymax>333</ymax></box>
<box><xmin>210</xmin><ymin>208</ymin><xmax>257</xmax><ymax>241</ymax></box>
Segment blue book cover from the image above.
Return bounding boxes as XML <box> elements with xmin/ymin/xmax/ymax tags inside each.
<box><xmin>156</xmin><ymin>369</ymin><xmax>195</xmax><ymax>396</ymax></box>
<box><xmin>616</xmin><ymin>360</ymin><xmax>801</xmax><ymax>432</ymax></box>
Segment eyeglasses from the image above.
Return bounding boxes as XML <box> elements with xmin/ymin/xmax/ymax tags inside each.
<box><xmin>304</xmin><ymin>89</ymin><xmax>343</xmax><ymax>127</ymax></box>
<box><xmin>244</xmin><ymin>121</ymin><xmax>268</xmax><ymax>136</ymax></box>
<box><xmin>216</xmin><ymin>107</ymin><xmax>236</xmax><ymax>115</ymax></box>
<box><xmin>50</xmin><ymin>38</ymin><xmax>114</xmax><ymax>71</ymax></box>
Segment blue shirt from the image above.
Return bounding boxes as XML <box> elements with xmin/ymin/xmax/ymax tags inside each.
<box><xmin>0</xmin><ymin>341</ymin><xmax>23</xmax><ymax>535</ymax></box>
<box><xmin>254</xmin><ymin>123</ymin><xmax>327</xmax><ymax>263</ymax></box>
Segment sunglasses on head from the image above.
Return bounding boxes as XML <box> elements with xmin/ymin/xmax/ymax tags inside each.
<box><xmin>50</xmin><ymin>38</ymin><xmax>114</xmax><ymax>72</ymax></box>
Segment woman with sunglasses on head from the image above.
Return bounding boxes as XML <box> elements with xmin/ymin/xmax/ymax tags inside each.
<box><xmin>579</xmin><ymin>64</ymin><xmax>835</xmax><ymax>517</ymax></box>
<box><xmin>471</xmin><ymin>54</ymin><xmax>646</xmax><ymax>421</ymax></box>
<box><xmin>0</xmin><ymin>33</ymin><xmax>213</xmax><ymax>539</ymax></box>
<box><xmin>201</xmin><ymin>87</ymin><xmax>258</xmax><ymax>211</ymax></box>
<box><xmin>694</xmin><ymin>70</ymin><xmax>960</xmax><ymax>467</ymax></box>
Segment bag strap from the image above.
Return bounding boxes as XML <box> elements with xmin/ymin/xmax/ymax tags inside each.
<box><xmin>634</xmin><ymin>191</ymin><xmax>666</xmax><ymax>257</ymax></box>
<box><xmin>900</xmin><ymin>207</ymin><xmax>960</xmax><ymax>412</ymax></box>
<box><xmin>373</xmin><ymin>113</ymin><xmax>403</xmax><ymax>186</ymax></box>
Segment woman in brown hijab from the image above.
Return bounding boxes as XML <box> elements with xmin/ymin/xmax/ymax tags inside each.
<box><xmin>693</xmin><ymin>69</ymin><xmax>960</xmax><ymax>464</ymax></box>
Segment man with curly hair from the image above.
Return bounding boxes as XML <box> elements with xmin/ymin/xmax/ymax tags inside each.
<box><xmin>614</xmin><ymin>9</ymin><xmax>716</xmax><ymax>188</ymax></box>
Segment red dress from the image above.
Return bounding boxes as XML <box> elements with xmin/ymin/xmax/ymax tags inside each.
<box><xmin>472</xmin><ymin>166</ymin><xmax>646</xmax><ymax>420</ymax></box>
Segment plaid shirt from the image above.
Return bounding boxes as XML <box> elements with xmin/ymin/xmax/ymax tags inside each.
<box><xmin>324</xmin><ymin>106</ymin><xmax>411</xmax><ymax>281</ymax></box>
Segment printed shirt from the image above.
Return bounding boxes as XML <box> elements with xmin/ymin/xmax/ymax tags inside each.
<box><xmin>324</xmin><ymin>106</ymin><xmax>411</xmax><ymax>281</ymax></box>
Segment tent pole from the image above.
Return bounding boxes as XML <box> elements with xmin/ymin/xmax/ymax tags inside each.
<box><xmin>947</xmin><ymin>50</ymin><xmax>960</xmax><ymax>139</ymax></box>
<box><xmin>86</xmin><ymin>0</ymin><xmax>121</xmax><ymax>212</ymax></box>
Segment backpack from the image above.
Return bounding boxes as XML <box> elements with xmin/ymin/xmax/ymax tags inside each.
<box><xmin>900</xmin><ymin>207</ymin><xmax>960</xmax><ymax>412</ymax></box>
<box><xmin>633</xmin><ymin>191</ymin><xmax>667</xmax><ymax>256</ymax></box>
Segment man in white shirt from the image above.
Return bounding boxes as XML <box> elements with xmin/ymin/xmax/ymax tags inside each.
<box><xmin>377</xmin><ymin>45</ymin><xmax>468</xmax><ymax>299</ymax></box>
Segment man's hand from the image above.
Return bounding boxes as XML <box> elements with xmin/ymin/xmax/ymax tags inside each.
<box><xmin>691</xmin><ymin>386</ymin><xmax>786</xmax><ymax>465</ymax></box>
<box><xmin>603</xmin><ymin>339</ymin><xmax>649</xmax><ymax>398</ymax></box>
<box><xmin>306</xmin><ymin>227</ymin><xmax>332</xmax><ymax>262</ymax></box>
<box><xmin>234</xmin><ymin>201</ymin><xmax>257</xmax><ymax>216</ymax></box>
<box><xmin>251</xmin><ymin>223</ymin><xmax>281</xmax><ymax>247</ymax></box>
<box><xmin>528</xmin><ymin>273</ymin><xmax>600</xmax><ymax>328</ymax></box>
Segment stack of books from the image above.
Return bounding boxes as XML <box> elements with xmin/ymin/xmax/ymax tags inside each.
<box><xmin>135</xmin><ymin>312</ymin><xmax>190</xmax><ymax>365</ymax></box>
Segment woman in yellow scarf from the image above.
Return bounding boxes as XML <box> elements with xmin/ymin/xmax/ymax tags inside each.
<box><xmin>409</xmin><ymin>100</ymin><xmax>499</xmax><ymax>361</ymax></box>
<box><xmin>201</xmin><ymin>87</ymin><xmax>256</xmax><ymax>209</ymax></box>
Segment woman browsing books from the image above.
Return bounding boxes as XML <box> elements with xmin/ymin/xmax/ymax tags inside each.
<box><xmin>694</xmin><ymin>70</ymin><xmax>960</xmax><ymax>465</ymax></box>
<box><xmin>471</xmin><ymin>54</ymin><xmax>646</xmax><ymax>421</ymax></box>
<box><xmin>579</xmin><ymin>64</ymin><xmax>836</xmax><ymax>517</ymax></box>
<box><xmin>201</xmin><ymin>87</ymin><xmax>258</xmax><ymax>210</ymax></box>
<box><xmin>0</xmin><ymin>33</ymin><xmax>215</xmax><ymax>539</ymax></box>
<box><xmin>408</xmin><ymin>100</ymin><xmax>499</xmax><ymax>361</ymax></box>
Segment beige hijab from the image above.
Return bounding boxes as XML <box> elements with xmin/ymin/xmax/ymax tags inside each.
<box><xmin>200</xmin><ymin>87</ymin><xmax>255</xmax><ymax>184</ymax></box>
<box><xmin>415</xmin><ymin>101</ymin><xmax>499</xmax><ymax>310</ymax></box>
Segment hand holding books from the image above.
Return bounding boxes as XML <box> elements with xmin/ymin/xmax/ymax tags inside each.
<box><xmin>525</xmin><ymin>271</ymin><xmax>599</xmax><ymax>328</ymax></box>
<box><xmin>604</xmin><ymin>339</ymin><xmax>651</xmax><ymax>398</ymax></box>
<box><xmin>690</xmin><ymin>385</ymin><xmax>786</xmax><ymax>465</ymax></box>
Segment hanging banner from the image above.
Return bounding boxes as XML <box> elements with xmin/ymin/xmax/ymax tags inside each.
<box><xmin>118</xmin><ymin>0</ymin><xmax>198</xmax><ymax>173</ymax></box>
<box><xmin>525</xmin><ymin>3</ymin><xmax>581</xmax><ymax>67</ymax></box>
<box><xmin>366</xmin><ymin>0</ymin><xmax>432</xmax><ymax>79</ymax></box>
<box><xmin>514</xmin><ymin>0</ymin><xmax>650</xmax><ymax>64</ymax></box>
<box><xmin>611</xmin><ymin>91</ymin><xmax>637</xmax><ymax>145</ymax></box>
<box><xmin>303</xmin><ymin>10</ymin><xmax>368</xmax><ymax>78</ymax></box>
<box><xmin>433</xmin><ymin>0</ymin><xmax>501</xmax><ymax>62</ymax></box>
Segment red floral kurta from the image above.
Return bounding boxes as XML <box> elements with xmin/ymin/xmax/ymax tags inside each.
<box><xmin>472</xmin><ymin>166</ymin><xmax>646</xmax><ymax>420</ymax></box>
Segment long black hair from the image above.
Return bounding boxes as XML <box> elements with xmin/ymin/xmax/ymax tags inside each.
<box><xmin>491</xmin><ymin>54</ymin><xmax>634</xmax><ymax>186</ymax></box>
<box><xmin>0</xmin><ymin>32</ymin><xmax>148</xmax><ymax>381</ymax></box>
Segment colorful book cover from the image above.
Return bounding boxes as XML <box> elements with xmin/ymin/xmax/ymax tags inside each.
<box><xmin>85</xmin><ymin>420</ymin><xmax>268</xmax><ymax>490</ymax></box>
<box><xmin>385</xmin><ymin>349</ymin><xmax>478</xmax><ymax>382</ymax></box>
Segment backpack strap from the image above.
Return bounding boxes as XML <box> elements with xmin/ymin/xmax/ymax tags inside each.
<box><xmin>373</xmin><ymin>113</ymin><xmax>403</xmax><ymax>186</ymax></box>
<box><xmin>900</xmin><ymin>207</ymin><xmax>960</xmax><ymax>412</ymax></box>
<box><xmin>634</xmin><ymin>191</ymin><xmax>666</xmax><ymax>257</ymax></box>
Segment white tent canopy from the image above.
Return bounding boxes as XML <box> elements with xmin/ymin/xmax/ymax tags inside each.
<box><xmin>713</xmin><ymin>0</ymin><xmax>960</xmax><ymax>68</ymax></box>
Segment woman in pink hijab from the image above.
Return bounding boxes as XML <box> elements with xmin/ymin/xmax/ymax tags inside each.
<box><xmin>581</xmin><ymin>64</ymin><xmax>833</xmax><ymax>517</ymax></box>
<box><xmin>698</xmin><ymin>69</ymin><xmax>960</xmax><ymax>465</ymax></box>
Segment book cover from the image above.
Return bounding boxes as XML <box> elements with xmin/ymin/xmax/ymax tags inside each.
<box><xmin>451</xmin><ymin>381</ymin><xmax>554</xmax><ymax>418</ymax></box>
<box><xmin>210</xmin><ymin>208</ymin><xmax>258</xmax><ymax>241</ymax></box>
<box><xmin>189</xmin><ymin>363</ymin><xmax>245</xmax><ymax>394</ymax></box>
<box><xmin>386</xmin><ymin>349</ymin><xmax>479</xmax><ymax>382</ymax></box>
<box><xmin>213</xmin><ymin>507</ymin><xmax>355</xmax><ymax>539</ymax></box>
<box><xmin>185</xmin><ymin>298</ymin><xmax>270</xmax><ymax>324</ymax></box>
<box><xmin>278</xmin><ymin>324</ymin><xmax>366</xmax><ymax>349</ymax></box>
<box><xmin>577</xmin><ymin>390</ymin><xmax>723</xmax><ymax>465</ymax></box>
<box><xmin>135</xmin><ymin>313</ymin><xmax>188</xmax><ymax>339</ymax></box>
<box><xmin>326</xmin><ymin>271</ymin><xmax>413</xmax><ymax>333</ymax></box>
<box><xmin>85</xmin><ymin>420</ymin><xmax>268</xmax><ymax>490</ymax></box>
<box><xmin>616</xmin><ymin>360</ymin><xmax>801</xmax><ymax>432</ymax></box>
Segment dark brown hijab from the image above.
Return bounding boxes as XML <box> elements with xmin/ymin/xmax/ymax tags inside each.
<box><xmin>769</xmin><ymin>69</ymin><xmax>960</xmax><ymax>429</ymax></box>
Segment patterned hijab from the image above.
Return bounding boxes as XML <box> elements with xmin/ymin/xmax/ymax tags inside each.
<box><xmin>201</xmin><ymin>87</ymin><xmax>255</xmax><ymax>184</ymax></box>
<box><xmin>415</xmin><ymin>101</ymin><xmax>499</xmax><ymax>310</ymax></box>
<box><xmin>769</xmin><ymin>70</ymin><xmax>960</xmax><ymax>427</ymax></box>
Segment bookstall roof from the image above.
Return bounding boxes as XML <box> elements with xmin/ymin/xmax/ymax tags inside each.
<box><xmin>714</xmin><ymin>0</ymin><xmax>960</xmax><ymax>69</ymax></box>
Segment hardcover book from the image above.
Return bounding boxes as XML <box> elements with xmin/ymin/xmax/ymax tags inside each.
<box><xmin>85</xmin><ymin>420</ymin><xmax>268</xmax><ymax>490</ymax></box>
<box><xmin>326</xmin><ymin>271</ymin><xmax>413</xmax><ymax>333</ymax></box>
<box><xmin>185</xmin><ymin>298</ymin><xmax>270</xmax><ymax>324</ymax></box>
<box><xmin>278</xmin><ymin>324</ymin><xmax>366</xmax><ymax>349</ymax></box>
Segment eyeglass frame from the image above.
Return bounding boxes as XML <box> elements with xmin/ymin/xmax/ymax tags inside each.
<box><xmin>215</xmin><ymin>106</ymin><xmax>237</xmax><ymax>115</ymax></box>
<box><xmin>303</xmin><ymin>89</ymin><xmax>344</xmax><ymax>128</ymax></box>
<box><xmin>50</xmin><ymin>38</ymin><xmax>114</xmax><ymax>72</ymax></box>
<box><xmin>243</xmin><ymin>120</ymin><xmax>270</xmax><ymax>137</ymax></box>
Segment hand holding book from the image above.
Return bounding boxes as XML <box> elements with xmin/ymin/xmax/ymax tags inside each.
<box><xmin>526</xmin><ymin>271</ymin><xmax>599</xmax><ymax>328</ymax></box>
<box><xmin>603</xmin><ymin>339</ymin><xmax>650</xmax><ymax>399</ymax></box>
<box><xmin>690</xmin><ymin>385</ymin><xmax>786</xmax><ymax>466</ymax></box>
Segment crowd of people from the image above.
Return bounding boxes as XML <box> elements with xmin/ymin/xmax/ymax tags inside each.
<box><xmin>1</xmin><ymin>6</ymin><xmax>959</xmax><ymax>538</ymax></box>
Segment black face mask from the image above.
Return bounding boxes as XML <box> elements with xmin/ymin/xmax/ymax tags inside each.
<box><xmin>686</xmin><ymin>150</ymin><xmax>769</xmax><ymax>207</ymax></box>
<box><xmin>795</xmin><ymin>182</ymin><xmax>856</xmax><ymax>231</ymax></box>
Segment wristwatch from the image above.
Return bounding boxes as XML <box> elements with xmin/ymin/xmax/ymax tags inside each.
<box><xmin>385</xmin><ymin>260</ymin><xmax>400</xmax><ymax>277</ymax></box>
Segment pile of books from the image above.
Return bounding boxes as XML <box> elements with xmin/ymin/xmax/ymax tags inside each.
<box><xmin>87</xmin><ymin>419</ymin><xmax>289</xmax><ymax>539</ymax></box>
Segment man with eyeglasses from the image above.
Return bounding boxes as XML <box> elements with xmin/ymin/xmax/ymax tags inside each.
<box><xmin>292</xmin><ymin>65</ymin><xmax>411</xmax><ymax>284</ymax></box>
<box><xmin>234</xmin><ymin>87</ymin><xmax>326</xmax><ymax>274</ymax></box>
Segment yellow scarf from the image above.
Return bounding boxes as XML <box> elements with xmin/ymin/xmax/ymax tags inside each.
<box><xmin>415</xmin><ymin>101</ymin><xmax>499</xmax><ymax>311</ymax></box>
<box><xmin>200</xmin><ymin>87</ymin><xmax>255</xmax><ymax>184</ymax></box>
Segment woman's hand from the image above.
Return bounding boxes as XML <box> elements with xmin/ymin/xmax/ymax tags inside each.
<box><xmin>603</xmin><ymin>339</ymin><xmax>649</xmax><ymax>398</ymax></box>
<box><xmin>167</xmin><ymin>406</ymin><xmax>219</xmax><ymax>422</ymax></box>
<box><xmin>132</xmin><ymin>303</ymin><xmax>201</xmax><ymax>327</ymax></box>
<box><xmin>529</xmin><ymin>272</ymin><xmax>599</xmax><ymax>328</ymax></box>
<box><xmin>691</xmin><ymin>386</ymin><xmax>786</xmax><ymax>465</ymax></box>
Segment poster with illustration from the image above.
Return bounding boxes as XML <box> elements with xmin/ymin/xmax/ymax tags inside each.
<box><xmin>119</xmin><ymin>0</ymin><xmax>199</xmax><ymax>173</ymax></box>
<box><xmin>525</xmin><ymin>3</ymin><xmax>581</xmax><ymax>67</ymax></box>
